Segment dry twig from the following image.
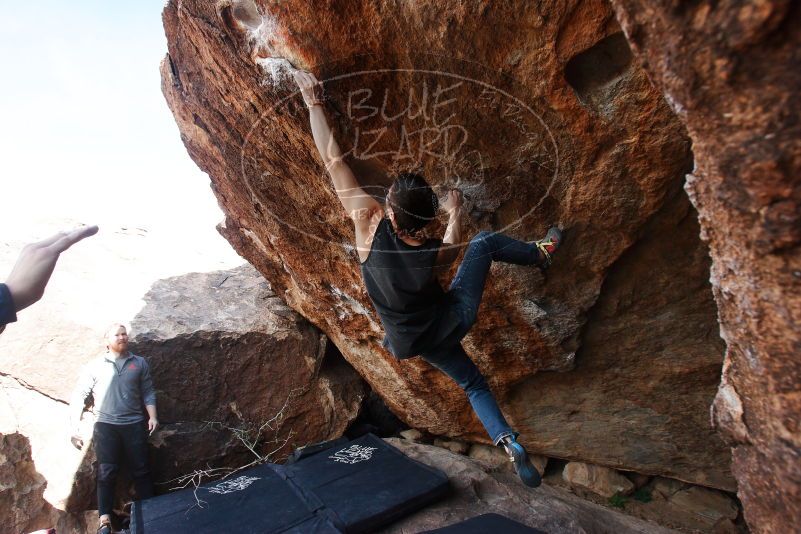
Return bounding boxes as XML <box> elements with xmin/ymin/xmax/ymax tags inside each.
<box><xmin>157</xmin><ymin>388</ymin><xmax>302</xmax><ymax>512</ymax></box>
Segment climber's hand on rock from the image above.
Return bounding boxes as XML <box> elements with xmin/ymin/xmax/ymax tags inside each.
<box><xmin>71</xmin><ymin>434</ymin><xmax>84</xmax><ymax>450</ymax></box>
<box><xmin>293</xmin><ymin>70</ymin><xmax>323</xmax><ymax>108</ymax></box>
<box><xmin>441</xmin><ymin>189</ymin><xmax>463</xmax><ymax>213</ymax></box>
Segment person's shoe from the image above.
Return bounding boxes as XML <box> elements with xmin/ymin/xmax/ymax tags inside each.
<box><xmin>501</xmin><ymin>437</ymin><xmax>542</xmax><ymax>488</ymax></box>
<box><xmin>97</xmin><ymin>520</ymin><xmax>112</xmax><ymax>534</ymax></box>
<box><xmin>533</xmin><ymin>226</ymin><xmax>563</xmax><ymax>268</ymax></box>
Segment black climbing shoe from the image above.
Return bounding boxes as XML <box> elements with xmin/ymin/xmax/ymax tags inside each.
<box><xmin>502</xmin><ymin>437</ymin><xmax>542</xmax><ymax>488</ymax></box>
<box><xmin>533</xmin><ymin>226</ymin><xmax>563</xmax><ymax>268</ymax></box>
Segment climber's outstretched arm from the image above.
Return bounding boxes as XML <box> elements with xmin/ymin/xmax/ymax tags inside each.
<box><xmin>434</xmin><ymin>190</ymin><xmax>463</xmax><ymax>274</ymax></box>
<box><xmin>294</xmin><ymin>70</ymin><xmax>382</xmax><ymax>223</ymax></box>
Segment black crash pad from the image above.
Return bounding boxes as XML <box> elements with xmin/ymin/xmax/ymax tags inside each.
<box><xmin>422</xmin><ymin>513</ymin><xmax>547</xmax><ymax>533</ymax></box>
<box><xmin>130</xmin><ymin>434</ymin><xmax>450</xmax><ymax>533</ymax></box>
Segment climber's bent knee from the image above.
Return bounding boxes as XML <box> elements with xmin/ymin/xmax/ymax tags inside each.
<box><xmin>462</xmin><ymin>369</ymin><xmax>490</xmax><ymax>394</ymax></box>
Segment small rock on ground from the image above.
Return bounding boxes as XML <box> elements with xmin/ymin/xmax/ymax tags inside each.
<box><xmin>563</xmin><ymin>461</ymin><xmax>635</xmax><ymax>498</ymax></box>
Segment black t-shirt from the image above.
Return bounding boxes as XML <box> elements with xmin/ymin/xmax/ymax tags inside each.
<box><xmin>360</xmin><ymin>218</ymin><xmax>460</xmax><ymax>359</ymax></box>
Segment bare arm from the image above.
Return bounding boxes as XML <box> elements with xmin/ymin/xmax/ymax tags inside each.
<box><xmin>443</xmin><ymin>206</ymin><xmax>463</xmax><ymax>245</ymax></box>
<box><xmin>146</xmin><ymin>405</ymin><xmax>158</xmax><ymax>434</ymax></box>
<box><xmin>70</xmin><ymin>367</ymin><xmax>94</xmax><ymax>428</ymax></box>
<box><xmin>434</xmin><ymin>190</ymin><xmax>464</xmax><ymax>274</ymax></box>
<box><xmin>294</xmin><ymin>71</ymin><xmax>382</xmax><ymax>222</ymax></box>
<box><xmin>69</xmin><ymin>363</ymin><xmax>96</xmax><ymax>449</ymax></box>
<box><xmin>140</xmin><ymin>359</ymin><xmax>158</xmax><ymax>434</ymax></box>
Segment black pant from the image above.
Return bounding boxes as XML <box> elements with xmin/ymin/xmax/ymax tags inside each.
<box><xmin>94</xmin><ymin>421</ymin><xmax>153</xmax><ymax>516</ymax></box>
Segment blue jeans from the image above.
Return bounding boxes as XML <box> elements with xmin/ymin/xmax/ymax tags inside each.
<box><xmin>421</xmin><ymin>231</ymin><xmax>540</xmax><ymax>444</ymax></box>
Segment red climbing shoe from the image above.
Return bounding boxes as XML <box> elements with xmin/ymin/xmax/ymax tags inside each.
<box><xmin>533</xmin><ymin>226</ymin><xmax>563</xmax><ymax>268</ymax></box>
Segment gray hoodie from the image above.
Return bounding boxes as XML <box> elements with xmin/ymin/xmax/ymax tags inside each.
<box><xmin>71</xmin><ymin>352</ymin><xmax>156</xmax><ymax>425</ymax></box>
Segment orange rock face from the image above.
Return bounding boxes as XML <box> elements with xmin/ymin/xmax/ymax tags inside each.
<box><xmin>160</xmin><ymin>0</ymin><xmax>732</xmax><ymax>489</ymax></box>
<box><xmin>609</xmin><ymin>1</ymin><xmax>801</xmax><ymax>531</ymax></box>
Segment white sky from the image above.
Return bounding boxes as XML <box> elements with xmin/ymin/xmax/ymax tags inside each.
<box><xmin>0</xmin><ymin>0</ymin><xmax>240</xmax><ymax>258</ymax></box>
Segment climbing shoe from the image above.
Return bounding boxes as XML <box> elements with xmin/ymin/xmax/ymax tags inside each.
<box><xmin>533</xmin><ymin>226</ymin><xmax>563</xmax><ymax>268</ymax></box>
<box><xmin>97</xmin><ymin>519</ymin><xmax>112</xmax><ymax>534</ymax></box>
<box><xmin>501</xmin><ymin>437</ymin><xmax>542</xmax><ymax>488</ymax></box>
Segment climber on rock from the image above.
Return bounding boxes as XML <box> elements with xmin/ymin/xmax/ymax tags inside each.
<box><xmin>294</xmin><ymin>70</ymin><xmax>562</xmax><ymax>488</ymax></box>
<box><xmin>70</xmin><ymin>323</ymin><xmax>158</xmax><ymax>534</ymax></box>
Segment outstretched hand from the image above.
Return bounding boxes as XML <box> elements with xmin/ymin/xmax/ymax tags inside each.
<box><xmin>293</xmin><ymin>70</ymin><xmax>323</xmax><ymax>108</ymax></box>
<box><xmin>5</xmin><ymin>225</ymin><xmax>99</xmax><ymax>314</ymax></box>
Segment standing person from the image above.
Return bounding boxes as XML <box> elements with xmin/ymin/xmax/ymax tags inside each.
<box><xmin>70</xmin><ymin>324</ymin><xmax>158</xmax><ymax>534</ymax></box>
<box><xmin>293</xmin><ymin>71</ymin><xmax>562</xmax><ymax>487</ymax></box>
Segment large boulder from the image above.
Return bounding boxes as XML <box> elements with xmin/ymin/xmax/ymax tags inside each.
<box><xmin>160</xmin><ymin>0</ymin><xmax>732</xmax><ymax>489</ymax></box>
<box><xmin>381</xmin><ymin>438</ymin><xmax>678</xmax><ymax>533</ymax></box>
<box><xmin>0</xmin><ymin>431</ymin><xmax>98</xmax><ymax>534</ymax></box>
<box><xmin>608</xmin><ymin>1</ymin><xmax>801</xmax><ymax>531</ymax></box>
<box><xmin>0</xmin><ymin>375</ymin><xmax>88</xmax><ymax>521</ymax></box>
<box><xmin>508</xmin><ymin>189</ymin><xmax>730</xmax><ymax>489</ymax></box>
<box><xmin>128</xmin><ymin>264</ymin><xmax>366</xmax><ymax>484</ymax></box>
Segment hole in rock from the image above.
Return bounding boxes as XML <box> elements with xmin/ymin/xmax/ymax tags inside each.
<box><xmin>318</xmin><ymin>336</ymin><xmax>354</xmax><ymax>375</ymax></box>
<box><xmin>544</xmin><ymin>457</ymin><xmax>568</xmax><ymax>479</ymax></box>
<box><xmin>230</xmin><ymin>0</ymin><xmax>262</xmax><ymax>31</ymax></box>
<box><xmin>346</xmin><ymin>389</ymin><xmax>409</xmax><ymax>440</ymax></box>
<box><xmin>565</xmin><ymin>32</ymin><xmax>633</xmax><ymax>108</ymax></box>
